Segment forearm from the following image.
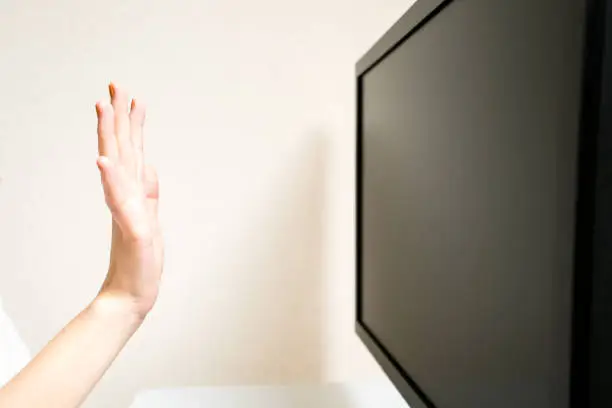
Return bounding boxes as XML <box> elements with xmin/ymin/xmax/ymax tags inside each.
<box><xmin>0</xmin><ymin>293</ymin><xmax>144</xmax><ymax>408</ymax></box>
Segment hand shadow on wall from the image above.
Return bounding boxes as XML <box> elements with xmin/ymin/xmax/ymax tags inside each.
<box><xmin>196</xmin><ymin>128</ymin><xmax>329</xmax><ymax>382</ymax></box>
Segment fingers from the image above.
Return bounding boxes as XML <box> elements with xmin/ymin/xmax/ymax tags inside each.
<box><xmin>109</xmin><ymin>83</ymin><xmax>135</xmax><ymax>173</ymax></box>
<box><xmin>130</xmin><ymin>98</ymin><xmax>146</xmax><ymax>180</ymax></box>
<box><xmin>96</xmin><ymin>102</ymin><xmax>118</xmax><ymax>160</ymax></box>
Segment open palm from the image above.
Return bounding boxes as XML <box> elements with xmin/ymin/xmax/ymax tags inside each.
<box><xmin>96</xmin><ymin>83</ymin><xmax>163</xmax><ymax>316</ymax></box>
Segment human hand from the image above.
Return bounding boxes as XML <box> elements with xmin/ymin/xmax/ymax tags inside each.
<box><xmin>95</xmin><ymin>83</ymin><xmax>163</xmax><ymax>318</ymax></box>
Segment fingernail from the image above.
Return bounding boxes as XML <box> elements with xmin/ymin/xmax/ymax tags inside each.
<box><xmin>109</xmin><ymin>83</ymin><xmax>116</xmax><ymax>98</ymax></box>
<box><xmin>95</xmin><ymin>103</ymin><xmax>101</xmax><ymax>115</ymax></box>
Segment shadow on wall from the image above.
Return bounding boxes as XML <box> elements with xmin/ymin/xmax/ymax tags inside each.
<box><xmin>87</xmin><ymin>131</ymin><xmax>330</xmax><ymax>407</ymax></box>
<box><xmin>213</xmin><ymin>130</ymin><xmax>329</xmax><ymax>383</ymax></box>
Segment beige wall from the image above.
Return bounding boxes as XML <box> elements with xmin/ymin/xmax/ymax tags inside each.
<box><xmin>0</xmin><ymin>0</ymin><xmax>414</xmax><ymax>406</ymax></box>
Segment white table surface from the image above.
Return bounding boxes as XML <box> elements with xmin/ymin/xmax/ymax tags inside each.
<box><xmin>130</xmin><ymin>383</ymin><xmax>409</xmax><ymax>408</ymax></box>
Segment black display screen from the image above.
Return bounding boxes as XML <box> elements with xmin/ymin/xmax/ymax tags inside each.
<box><xmin>359</xmin><ymin>0</ymin><xmax>586</xmax><ymax>406</ymax></box>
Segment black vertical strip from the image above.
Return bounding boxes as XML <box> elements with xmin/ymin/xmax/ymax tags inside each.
<box><xmin>571</xmin><ymin>0</ymin><xmax>606</xmax><ymax>406</ymax></box>
<box><xmin>356</xmin><ymin>75</ymin><xmax>364</xmax><ymax>323</ymax></box>
<box><xmin>589</xmin><ymin>0</ymin><xmax>612</xmax><ymax>405</ymax></box>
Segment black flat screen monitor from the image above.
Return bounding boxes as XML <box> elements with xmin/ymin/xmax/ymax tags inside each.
<box><xmin>356</xmin><ymin>0</ymin><xmax>612</xmax><ymax>407</ymax></box>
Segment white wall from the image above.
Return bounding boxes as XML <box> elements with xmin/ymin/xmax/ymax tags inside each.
<box><xmin>0</xmin><ymin>0</ymin><xmax>414</xmax><ymax>406</ymax></box>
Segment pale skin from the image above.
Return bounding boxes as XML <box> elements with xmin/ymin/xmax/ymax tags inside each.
<box><xmin>0</xmin><ymin>83</ymin><xmax>163</xmax><ymax>407</ymax></box>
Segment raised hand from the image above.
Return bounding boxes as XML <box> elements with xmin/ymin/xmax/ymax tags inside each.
<box><xmin>0</xmin><ymin>84</ymin><xmax>165</xmax><ymax>407</ymax></box>
<box><xmin>96</xmin><ymin>83</ymin><xmax>163</xmax><ymax>317</ymax></box>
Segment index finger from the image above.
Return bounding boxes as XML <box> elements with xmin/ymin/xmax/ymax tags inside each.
<box><xmin>96</xmin><ymin>101</ymin><xmax>118</xmax><ymax>160</ymax></box>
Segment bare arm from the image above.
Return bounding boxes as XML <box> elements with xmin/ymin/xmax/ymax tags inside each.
<box><xmin>0</xmin><ymin>295</ymin><xmax>144</xmax><ymax>407</ymax></box>
<box><xmin>0</xmin><ymin>83</ymin><xmax>164</xmax><ymax>408</ymax></box>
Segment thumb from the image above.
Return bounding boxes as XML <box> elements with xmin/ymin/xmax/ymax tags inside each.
<box><xmin>97</xmin><ymin>156</ymin><xmax>124</xmax><ymax>214</ymax></box>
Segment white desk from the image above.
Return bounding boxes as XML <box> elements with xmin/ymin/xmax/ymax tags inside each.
<box><xmin>130</xmin><ymin>383</ymin><xmax>408</xmax><ymax>408</ymax></box>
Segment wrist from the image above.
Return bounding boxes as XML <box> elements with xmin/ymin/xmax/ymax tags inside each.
<box><xmin>90</xmin><ymin>292</ymin><xmax>149</xmax><ymax>326</ymax></box>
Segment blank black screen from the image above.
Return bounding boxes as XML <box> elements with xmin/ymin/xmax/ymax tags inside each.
<box><xmin>360</xmin><ymin>0</ymin><xmax>586</xmax><ymax>407</ymax></box>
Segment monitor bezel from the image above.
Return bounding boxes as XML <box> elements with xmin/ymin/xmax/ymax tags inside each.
<box><xmin>355</xmin><ymin>1</ymin><xmax>456</xmax><ymax>407</ymax></box>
